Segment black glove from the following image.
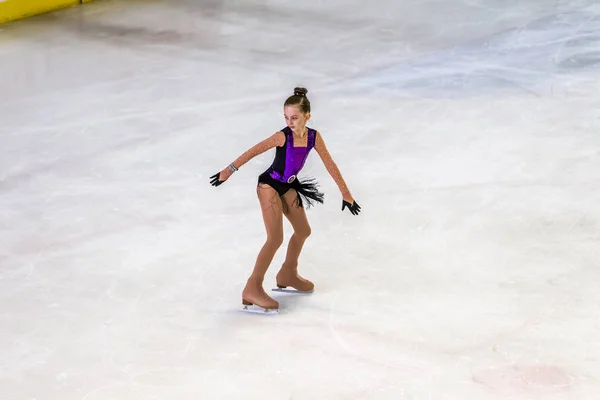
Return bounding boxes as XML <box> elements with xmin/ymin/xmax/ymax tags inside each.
<box><xmin>342</xmin><ymin>200</ymin><xmax>361</xmax><ymax>215</ymax></box>
<box><xmin>210</xmin><ymin>172</ymin><xmax>224</xmax><ymax>187</ymax></box>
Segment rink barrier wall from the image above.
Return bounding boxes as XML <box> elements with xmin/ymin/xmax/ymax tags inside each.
<box><xmin>0</xmin><ymin>0</ymin><xmax>92</xmax><ymax>24</ymax></box>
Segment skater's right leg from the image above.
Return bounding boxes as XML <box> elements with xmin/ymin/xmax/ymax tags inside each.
<box><xmin>242</xmin><ymin>184</ymin><xmax>284</xmax><ymax>310</ymax></box>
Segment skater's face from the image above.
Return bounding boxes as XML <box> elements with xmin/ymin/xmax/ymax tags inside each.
<box><xmin>284</xmin><ymin>106</ymin><xmax>310</xmax><ymax>134</ymax></box>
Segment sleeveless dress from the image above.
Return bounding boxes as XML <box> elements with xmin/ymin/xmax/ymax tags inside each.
<box><xmin>257</xmin><ymin>127</ymin><xmax>325</xmax><ymax>209</ymax></box>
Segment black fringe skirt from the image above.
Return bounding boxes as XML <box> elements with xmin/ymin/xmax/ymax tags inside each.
<box><xmin>258</xmin><ymin>171</ymin><xmax>324</xmax><ymax>212</ymax></box>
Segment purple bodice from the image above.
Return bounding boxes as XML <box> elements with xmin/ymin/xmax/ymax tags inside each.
<box><xmin>268</xmin><ymin>127</ymin><xmax>316</xmax><ymax>183</ymax></box>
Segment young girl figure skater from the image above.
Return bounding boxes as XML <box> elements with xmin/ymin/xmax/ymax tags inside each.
<box><xmin>210</xmin><ymin>87</ymin><xmax>361</xmax><ymax>314</ymax></box>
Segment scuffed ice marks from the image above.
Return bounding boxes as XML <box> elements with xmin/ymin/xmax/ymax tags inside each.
<box><xmin>554</xmin><ymin>11</ymin><xmax>600</xmax><ymax>70</ymax></box>
<box><xmin>354</xmin><ymin>10</ymin><xmax>600</xmax><ymax>97</ymax></box>
<box><xmin>558</xmin><ymin>48</ymin><xmax>600</xmax><ymax>69</ymax></box>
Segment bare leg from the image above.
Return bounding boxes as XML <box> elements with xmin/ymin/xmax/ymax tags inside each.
<box><xmin>242</xmin><ymin>184</ymin><xmax>284</xmax><ymax>309</ymax></box>
<box><xmin>276</xmin><ymin>189</ymin><xmax>315</xmax><ymax>292</ymax></box>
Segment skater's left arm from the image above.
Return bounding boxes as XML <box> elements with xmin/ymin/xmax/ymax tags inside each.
<box><xmin>314</xmin><ymin>131</ymin><xmax>354</xmax><ymax>204</ymax></box>
<box><xmin>314</xmin><ymin>132</ymin><xmax>361</xmax><ymax>215</ymax></box>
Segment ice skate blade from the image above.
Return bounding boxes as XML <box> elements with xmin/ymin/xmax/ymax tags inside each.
<box><xmin>272</xmin><ymin>287</ymin><xmax>314</xmax><ymax>294</ymax></box>
<box><xmin>240</xmin><ymin>304</ymin><xmax>279</xmax><ymax>315</ymax></box>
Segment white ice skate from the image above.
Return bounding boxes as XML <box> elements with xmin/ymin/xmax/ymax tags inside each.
<box><xmin>240</xmin><ymin>300</ymin><xmax>279</xmax><ymax>315</ymax></box>
<box><xmin>271</xmin><ymin>284</ymin><xmax>314</xmax><ymax>294</ymax></box>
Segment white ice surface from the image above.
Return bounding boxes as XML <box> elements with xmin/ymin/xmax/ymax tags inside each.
<box><xmin>1</xmin><ymin>0</ymin><xmax>600</xmax><ymax>399</ymax></box>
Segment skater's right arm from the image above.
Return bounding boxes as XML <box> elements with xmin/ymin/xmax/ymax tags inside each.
<box><xmin>230</xmin><ymin>131</ymin><xmax>285</xmax><ymax>170</ymax></box>
<box><xmin>213</xmin><ymin>131</ymin><xmax>285</xmax><ymax>183</ymax></box>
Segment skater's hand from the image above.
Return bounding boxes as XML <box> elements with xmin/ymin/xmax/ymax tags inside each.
<box><xmin>342</xmin><ymin>199</ymin><xmax>361</xmax><ymax>216</ymax></box>
<box><xmin>209</xmin><ymin>168</ymin><xmax>232</xmax><ymax>187</ymax></box>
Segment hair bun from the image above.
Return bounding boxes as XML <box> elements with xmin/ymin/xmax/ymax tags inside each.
<box><xmin>293</xmin><ymin>87</ymin><xmax>308</xmax><ymax>97</ymax></box>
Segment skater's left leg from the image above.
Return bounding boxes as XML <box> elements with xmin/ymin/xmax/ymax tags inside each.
<box><xmin>276</xmin><ymin>189</ymin><xmax>314</xmax><ymax>292</ymax></box>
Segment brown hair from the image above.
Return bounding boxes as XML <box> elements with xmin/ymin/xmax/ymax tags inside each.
<box><xmin>284</xmin><ymin>87</ymin><xmax>311</xmax><ymax>114</ymax></box>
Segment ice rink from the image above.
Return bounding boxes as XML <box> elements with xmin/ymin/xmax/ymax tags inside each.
<box><xmin>1</xmin><ymin>0</ymin><xmax>600</xmax><ymax>398</ymax></box>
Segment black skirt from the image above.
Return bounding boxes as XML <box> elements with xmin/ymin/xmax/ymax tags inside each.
<box><xmin>258</xmin><ymin>171</ymin><xmax>324</xmax><ymax>211</ymax></box>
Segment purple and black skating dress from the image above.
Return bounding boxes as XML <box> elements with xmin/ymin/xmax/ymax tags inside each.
<box><xmin>258</xmin><ymin>127</ymin><xmax>324</xmax><ymax>209</ymax></box>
